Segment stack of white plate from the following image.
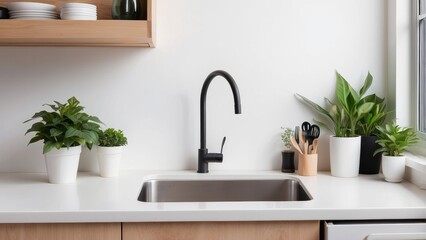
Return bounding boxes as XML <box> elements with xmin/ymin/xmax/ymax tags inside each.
<box><xmin>7</xmin><ymin>2</ymin><xmax>58</xmax><ymax>20</ymax></box>
<box><xmin>60</xmin><ymin>3</ymin><xmax>97</xmax><ymax>20</ymax></box>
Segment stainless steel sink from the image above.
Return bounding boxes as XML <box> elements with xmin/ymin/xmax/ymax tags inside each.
<box><xmin>138</xmin><ymin>177</ymin><xmax>312</xmax><ymax>202</ymax></box>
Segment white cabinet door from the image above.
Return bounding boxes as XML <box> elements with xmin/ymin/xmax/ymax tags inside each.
<box><xmin>324</xmin><ymin>221</ymin><xmax>426</xmax><ymax>240</ymax></box>
<box><xmin>366</xmin><ymin>233</ymin><xmax>426</xmax><ymax>240</ymax></box>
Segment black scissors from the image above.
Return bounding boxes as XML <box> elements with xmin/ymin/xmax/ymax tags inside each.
<box><xmin>301</xmin><ymin>121</ymin><xmax>320</xmax><ymax>145</ymax></box>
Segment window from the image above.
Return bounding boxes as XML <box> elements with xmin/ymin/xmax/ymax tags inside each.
<box><xmin>417</xmin><ymin>0</ymin><xmax>426</xmax><ymax>134</ymax></box>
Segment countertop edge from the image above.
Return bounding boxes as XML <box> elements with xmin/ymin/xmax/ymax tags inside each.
<box><xmin>0</xmin><ymin>170</ymin><xmax>425</xmax><ymax>223</ymax></box>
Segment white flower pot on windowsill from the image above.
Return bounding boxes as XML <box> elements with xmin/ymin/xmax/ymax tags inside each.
<box><xmin>44</xmin><ymin>145</ymin><xmax>81</xmax><ymax>184</ymax></box>
<box><xmin>97</xmin><ymin>146</ymin><xmax>123</xmax><ymax>177</ymax></box>
<box><xmin>382</xmin><ymin>155</ymin><xmax>406</xmax><ymax>183</ymax></box>
<box><xmin>329</xmin><ymin>136</ymin><xmax>361</xmax><ymax>178</ymax></box>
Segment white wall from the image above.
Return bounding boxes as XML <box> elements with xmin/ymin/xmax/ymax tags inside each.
<box><xmin>0</xmin><ymin>0</ymin><xmax>387</xmax><ymax>173</ymax></box>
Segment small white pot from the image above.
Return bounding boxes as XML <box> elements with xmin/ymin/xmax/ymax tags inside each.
<box><xmin>382</xmin><ymin>155</ymin><xmax>406</xmax><ymax>182</ymax></box>
<box><xmin>44</xmin><ymin>145</ymin><xmax>81</xmax><ymax>184</ymax></box>
<box><xmin>329</xmin><ymin>136</ymin><xmax>361</xmax><ymax>178</ymax></box>
<box><xmin>97</xmin><ymin>146</ymin><xmax>123</xmax><ymax>177</ymax></box>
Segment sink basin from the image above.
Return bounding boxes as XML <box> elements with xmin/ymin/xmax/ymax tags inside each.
<box><xmin>138</xmin><ymin>177</ymin><xmax>312</xmax><ymax>202</ymax></box>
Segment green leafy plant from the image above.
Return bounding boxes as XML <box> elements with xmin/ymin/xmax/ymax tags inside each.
<box><xmin>374</xmin><ymin>121</ymin><xmax>419</xmax><ymax>156</ymax></box>
<box><xmin>295</xmin><ymin>71</ymin><xmax>375</xmax><ymax>137</ymax></box>
<box><xmin>24</xmin><ymin>96</ymin><xmax>103</xmax><ymax>154</ymax></box>
<box><xmin>98</xmin><ymin>128</ymin><xmax>128</xmax><ymax>147</ymax></box>
<box><xmin>356</xmin><ymin>94</ymin><xmax>387</xmax><ymax>136</ymax></box>
<box><xmin>281</xmin><ymin>127</ymin><xmax>294</xmax><ymax>150</ymax></box>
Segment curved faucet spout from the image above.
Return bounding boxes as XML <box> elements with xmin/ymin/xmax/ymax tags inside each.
<box><xmin>198</xmin><ymin>70</ymin><xmax>242</xmax><ymax>173</ymax></box>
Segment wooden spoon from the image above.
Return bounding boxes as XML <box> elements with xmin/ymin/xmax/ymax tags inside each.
<box><xmin>304</xmin><ymin>140</ymin><xmax>308</xmax><ymax>155</ymax></box>
<box><xmin>290</xmin><ymin>136</ymin><xmax>304</xmax><ymax>155</ymax></box>
<box><xmin>312</xmin><ymin>139</ymin><xmax>319</xmax><ymax>154</ymax></box>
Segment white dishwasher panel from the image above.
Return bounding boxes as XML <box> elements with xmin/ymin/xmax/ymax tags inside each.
<box><xmin>324</xmin><ymin>220</ymin><xmax>426</xmax><ymax>240</ymax></box>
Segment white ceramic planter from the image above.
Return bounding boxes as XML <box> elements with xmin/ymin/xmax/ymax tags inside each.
<box><xmin>382</xmin><ymin>155</ymin><xmax>406</xmax><ymax>183</ymax></box>
<box><xmin>97</xmin><ymin>146</ymin><xmax>123</xmax><ymax>177</ymax></box>
<box><xmin>44</xmin><ymin>145</ymin><xmax>81</xmax><ymax>184</ymax></box>
<box><xmin>329</xmin><ymin>136</ymin><xmax>361</xmax><ymax>178</ymax></box>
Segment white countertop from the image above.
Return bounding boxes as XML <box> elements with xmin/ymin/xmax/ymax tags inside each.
<box><xmin>0</xmin><ymin>170</ymin><xmax>425</xmax><ymax>223</ymax></box>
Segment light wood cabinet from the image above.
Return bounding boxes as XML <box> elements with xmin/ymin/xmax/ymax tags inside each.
<box><xmin>0</xmin><ymin>223</ymin><xmax>121</xmax><ymax>240</ymax></box>
<box><xmin>0</xmin><ymin>221</ymin><xmax>320</xmax><ymax>240</ymax></box>
<box><xmin>123</xmin><ymin>221</ymin><xmax>320</xmax><ymax>240</ymax></box>
<box><xmin>0</xmin><ymin>0</ymin><xmax>155</xmax><ymax>47</ymax></box>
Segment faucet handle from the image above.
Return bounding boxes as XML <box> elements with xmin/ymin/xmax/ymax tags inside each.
<box><xmin>204</xmin><ymin>137</ymin><xmax>226</xmax><ymax>163</ymax></box>
<box><xmin>220</xmin><ymin>136</ymin><xmax>226</xmax><ymax>154</ymax></box>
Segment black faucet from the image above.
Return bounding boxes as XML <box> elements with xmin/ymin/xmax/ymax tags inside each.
<box><xmin>198</xmin><ymin>70</ymin><xmax>242</xmax><ymax>173</ymax></box>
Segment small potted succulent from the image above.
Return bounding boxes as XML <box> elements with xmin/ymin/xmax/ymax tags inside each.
<box><xmin>24</xmin><ymin>97</ymin><xmax>102</xmax><ymax>184</ymax></box>
<box><xmin>97</xmin><ymin>128</ymin><xmax>128</xmax><ymax>177</ymax></box>
<box><xmin>296</xmin><ymin>71</ymin><xmax>375</xmax><ymax>178</ymax></box>
<box><xmin>281</xmin><ymin>127</ymin><xmax>295</xmax><ymax>173</ymax></box>
<box><xmin>374</xmin><ymin>121</ymin><xmax>419</xmax><ymax>182</ymax></box>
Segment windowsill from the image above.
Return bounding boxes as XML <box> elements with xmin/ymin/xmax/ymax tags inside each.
<box><xmin>405</xmin><ymin>152</ymin><xmax>426</xmax><ymax>172</ymax></box>
<box><xmin>406</xmin><ymin>138</ymin><xmax>426</xmax><ymax>171</ymax></box>
<box><xmin>405</xmin><ymin>151</ymin><xmax>426</xmax><ymax>189</ymax></box>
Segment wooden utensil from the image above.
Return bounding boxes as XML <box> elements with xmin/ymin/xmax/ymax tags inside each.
<box><xmin>294</xmin><ymin>126</ymin><xmax>300</xmax><ymax>144</ymax></box>
<box><xmin>312</xmin><ymin>139</ymin><xmax>319</xmax><ymax>154</ymax></box>
<box><xmin>298</xmin><ymin>128</ymin><xmax>305</xmax><ymax>151</ymax></box>
<box><xmin>304</xmin><ymin>140</ymin><xmax>308</xmax><ymax>154</ymax></box>
<box><xmin>290</xmin><ymin>136</ymin><xmax>304</xmax><ymax>155</ymax></box>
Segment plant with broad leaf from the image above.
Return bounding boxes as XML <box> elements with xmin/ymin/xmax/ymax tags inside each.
<box><xmin>281</xmin><ymin>127</ymin><xmax>294</xmax><ymax>150</ymax></box>
<box><xmin>356</xmin><ymin>94</ymin><xmax>387</xmax><ymax>136</ymax></box>
<box><xmin>295</xmin><ymin>71</ymin><xmax>376</xmax><ymax>137</ymax></box>
<box><xmin>374</xmin><ymin>121</ymin><xmax>419</xmax><ymax>157</ymax></box>
<box><xmin>98</xmin><ymin>128</ymin><xmax>128</xmax><ymax>147</ymax></box>
<box><xmin>24</xmin><ymin>96</ymin><xmax>103</xmax><ymax>154</ymax></box>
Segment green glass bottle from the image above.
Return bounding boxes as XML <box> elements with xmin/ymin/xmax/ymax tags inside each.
<box><xmin>112</xmin><ymin>0</ymin><xmax>140</xmax><ymax>20</ymax></box>
<box><xmin>139</xmin><ymin>0</ymin><xmax>147</xmax><ymax>20</ymax></box>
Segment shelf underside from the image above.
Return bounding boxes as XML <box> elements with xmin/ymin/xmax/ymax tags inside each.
<box><xmin>0</xmin><ymin>20</ymin><xmax>154</xmax><ymax>47</ymax></box>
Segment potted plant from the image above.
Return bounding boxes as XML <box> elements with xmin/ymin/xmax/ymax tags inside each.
<box><xmin>24</xmin><ymin>96</ymin><xmax>102</xmax><ymax>184</ymax></box>
<box><xmin>356</xmin><ymin>94</ymin><xmax>387</xmax><ymax>174</ymax></box>
<box><xmin>97</xmin><ymin>128</ymin><xmax>128</xmax><ymax>177</ymax></box>
<box><xmin>281</xmin><ymin>127</ymin><xmax>295</xmax><ymax>173</ymax></box>
<box><xmin>296</xmin><ymin>71</ymin><xmax>375</xmax><ymax>177</ymax></box>
<box><xmin>374</xmin><ymin>121</ymin><xmax>419</xmax><ymax>182</ymax></box>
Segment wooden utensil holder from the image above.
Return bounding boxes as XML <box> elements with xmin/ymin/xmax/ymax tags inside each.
<box><xmin>298</xmin><ymin>153</ymin><xmax>318</xmax><ymax>176</ymax></box>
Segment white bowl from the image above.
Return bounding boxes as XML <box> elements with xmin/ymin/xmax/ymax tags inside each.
<box><xmin>60</xmin><ymin>13</ymin><xmax>96</xmax><ymax>18</ymax></box>
<box><xmin>61</xmin><ymin>15</ymin><xmax>97</xmax><ymax>20</ymax></box>
<box><xmin>9</xmin><ymin>9</ymin><xmax>57</xmax><ymax>14</ymax></box>
<box><xmin>7</xmin><ymin>2</ymin><xmax>56</xmax><ymax>11</ymax></box>
<box><xmin>61</xmin><ymin>3</ymin><xmax>96</xmax><ymax>10</ymax></box>
<box><xmin>10</xmin><ymin>16</ymin><xmax>57</xmax><ymax>20</ymax></box>
<box><xmin>11</xmin><ymin>11</ymin><xmax>58</xmax><ymax>16</ymax></box>
<box><xmin>11</xmin><ymin>14</ymin><xmax>58</xmax><ymax>18</ymax></box>
<box><xmin>61</xmin><ymin>9</ymin><xmax>97</xmax><ymax>15</ymax></box>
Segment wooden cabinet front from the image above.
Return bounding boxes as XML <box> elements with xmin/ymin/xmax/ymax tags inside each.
<box><xmin>0</xmin><ymin>223</ymin><xmax>121</xmax><ymax>240</ymax></box>
<box><xmin>123</xmin><ymin>221</ymin><xmax>320</xmax><ymax>240</ymax></box>
<box><xmin>0</xmin><ymin>0</ymin><xmax>155</xmax><ymax>47</ymax></box>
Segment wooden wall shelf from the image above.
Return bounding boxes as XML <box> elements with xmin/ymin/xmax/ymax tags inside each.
<box><xmin>0</xmin><ymin>0</ymin><xmax>155</xmax><ymax>47</ymax></box>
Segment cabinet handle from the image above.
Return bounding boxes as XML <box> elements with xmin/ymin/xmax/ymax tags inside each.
<box><xmin>366</xmin><ymin>233</ymin><xmax>426</xmax><ymax>240</ymax></box>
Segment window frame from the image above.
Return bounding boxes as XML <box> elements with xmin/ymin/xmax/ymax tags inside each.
<box><xmin>408</xmin><ymin>0</ymin><xmax>426</xmax><ymax>157</ymax></box>
<box><xmin>416</xmin><ymin>0</ymin><xmax>426</xmax><ymax>140</ymax></box>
